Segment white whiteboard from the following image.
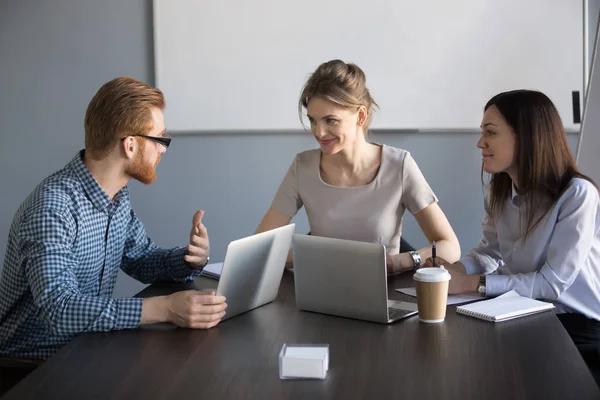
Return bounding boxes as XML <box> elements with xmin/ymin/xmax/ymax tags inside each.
<box><xmin>154</xmin><ymin>0</ymin><xmax>583</xmax><ymax>132</ymax></box>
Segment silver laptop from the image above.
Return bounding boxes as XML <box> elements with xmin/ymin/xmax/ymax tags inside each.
<box><xmin>292</xmin><ymin>234</ymin><xmax>418</xmax><ymax>323</ymax></box>
<box><xmin>214</xmin><ymin>224</ymin><xmax>295</xmax><ymax>321</ymax></box>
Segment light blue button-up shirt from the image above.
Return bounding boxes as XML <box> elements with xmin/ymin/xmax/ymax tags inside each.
<box><xmin>461</xmin><ymin>178</ymin><xmax>600</xmax><ymax>321</ymax></box>
<box><xmin>0</xmin><ymin>151</ymin><xmax>200</xmax><ymax>359</ymax></box>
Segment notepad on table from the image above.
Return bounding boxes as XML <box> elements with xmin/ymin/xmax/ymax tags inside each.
<box><xmin>200</xmin><ymin>262</ymin><xmax>223</xmax><ymax>280</ymax></box>
<box><xmin>456</xmin><ymin>290</ymin><xmax>554</xmax><ymax>322</ymax></box>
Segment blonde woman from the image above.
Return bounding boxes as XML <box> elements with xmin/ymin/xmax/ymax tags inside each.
<box><xmin>257</xmin><ymin>59</ymin><xmax>460</xmax><ymax>273</ymax></box>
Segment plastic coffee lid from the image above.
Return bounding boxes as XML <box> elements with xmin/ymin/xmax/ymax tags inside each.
<box><xmin>413</xmin><ymin>267</ymin><xmax>451</xmax><ymax>282</ymax></box>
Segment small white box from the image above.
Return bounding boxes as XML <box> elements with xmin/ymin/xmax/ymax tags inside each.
<box><xmin>279</xmin><ymin>344</ymin><xmax>329</xmax><ymax>380</ymax></box>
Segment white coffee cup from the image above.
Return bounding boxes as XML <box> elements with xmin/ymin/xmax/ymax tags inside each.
<box><xmin>413</xmin><ymin>267</ymin><xmax>451</xmax><ymax>323</ymax></box>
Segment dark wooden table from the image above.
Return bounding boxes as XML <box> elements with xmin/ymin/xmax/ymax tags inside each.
<box><xmin>5</xmin><ymin>270</ymin><xmax>600</xmax><ymax>399</ymax></box>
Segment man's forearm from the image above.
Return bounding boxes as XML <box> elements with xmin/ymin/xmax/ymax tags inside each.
<box><xmin>122</xmin><ymin>247</ymin><xmax>200</xmax><ymax>284</ymax></box>
<box><xmin>141</xmin><ymin>296</ymin><xmax>170</xmax><ymax>325</ymax></box>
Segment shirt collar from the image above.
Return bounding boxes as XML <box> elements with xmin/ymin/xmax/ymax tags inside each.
<box><xmin>511</xmin><ymin>181</ymin><xmax>519</xmax><ymax>206</ymax></box>
<box><xmin>70</xmin><ymin>150</ymin><xmax>127</xmax><ymax>212</ymax></box>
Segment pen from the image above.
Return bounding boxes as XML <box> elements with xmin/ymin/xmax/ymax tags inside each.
<box><xmin>432</xmin><ymin>241</ymin><xmax>436</xmax><ymax>266</ymax></box>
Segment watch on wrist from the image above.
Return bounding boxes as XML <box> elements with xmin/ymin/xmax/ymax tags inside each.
<box><xmin>477</xmin><ymin>275</ymin><xmax>487</xmax><ymax>295</ymax></box>
<box><xmin>409</xmin><ymin>251</ymin><xmax>422</xmax><ymax>270</ymax></box>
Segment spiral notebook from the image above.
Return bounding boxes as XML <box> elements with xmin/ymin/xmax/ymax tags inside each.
<box><xmin>456</xmin><ymin>290</ymin><xmax>554</xmax><ymax>322</ymax></box>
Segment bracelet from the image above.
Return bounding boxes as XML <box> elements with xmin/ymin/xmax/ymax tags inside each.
<box><xmin>409</xmin><ymin>251</ymin><xmax>422</xmax><ymax>271</ymax></box>
<box><xmin>478</xmin><ymin>275</ymin><xmax>487</xmax><ymax>295</ymax></box>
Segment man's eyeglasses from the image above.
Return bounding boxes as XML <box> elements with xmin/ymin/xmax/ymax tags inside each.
<box><xmin>122</xmin><ymin>133</ymin><xmax>172</xmax><ymax>148</ymax></box>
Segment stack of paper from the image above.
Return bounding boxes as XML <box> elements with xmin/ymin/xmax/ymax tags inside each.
<box><xmin>395</xmin><ymin>287</ymin><xmax>484</xmax><ymax>305</ymax></box>
<box><xmin>200</xmin><ymin>262</ymin><xmax>223</xmax><ymax>280</ymax></box>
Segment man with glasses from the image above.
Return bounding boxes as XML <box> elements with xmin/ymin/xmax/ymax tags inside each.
<box><xmin>0</xmin><ymin>77</ymin><xmax>227</xmax><ymax>362</ymax></box>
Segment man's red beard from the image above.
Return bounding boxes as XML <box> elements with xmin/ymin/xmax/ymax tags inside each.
<box><xmin>125</xmin><ymin>147</ymin><xmax>160</xmax><ymax>184</ymax></box>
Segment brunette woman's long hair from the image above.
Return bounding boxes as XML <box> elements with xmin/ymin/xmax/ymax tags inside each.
<box><xmin>485</xmin><ymin>90</ymin><xmax>597</xmax><ymax>241</ymax></box>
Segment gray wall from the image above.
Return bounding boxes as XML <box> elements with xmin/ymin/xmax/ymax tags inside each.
<box><xmin>0</xmin><ymin>0</ymin><xmax>581</xmax><ymax>297</ymax></box>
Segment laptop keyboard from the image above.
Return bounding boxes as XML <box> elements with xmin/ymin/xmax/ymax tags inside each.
<box><xmin>388</xmin><ymin>307</ymin><xmax>415</xmax><ymax>320</ymax></box>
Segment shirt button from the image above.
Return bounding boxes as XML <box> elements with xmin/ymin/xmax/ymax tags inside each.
<box><xmin>106</xmin><ymin>250</ymin><xmax>110</xmax><ymax>254</ymax></box>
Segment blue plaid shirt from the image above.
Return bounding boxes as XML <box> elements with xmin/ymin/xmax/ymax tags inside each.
<box><xmin>0</xmin><ymin>151</ymin><xmax>200</xmax><ymax>359</ymax></box>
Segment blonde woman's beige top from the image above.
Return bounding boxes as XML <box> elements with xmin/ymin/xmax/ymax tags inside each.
<box><xmin>270</xmin><ymin>144</ymin><xmax>438</xmax><ymax>254</ymax></box>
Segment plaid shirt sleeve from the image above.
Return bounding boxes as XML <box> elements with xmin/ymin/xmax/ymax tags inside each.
<box><xmin>20</xmin><ymin>207</ymin><xmax>142</xmax><ymax>336</ymax></box>
<box><xmin>120</xmin><ymin>209</ymin><xmax>201</xmax><ymax>284</ymax></box>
